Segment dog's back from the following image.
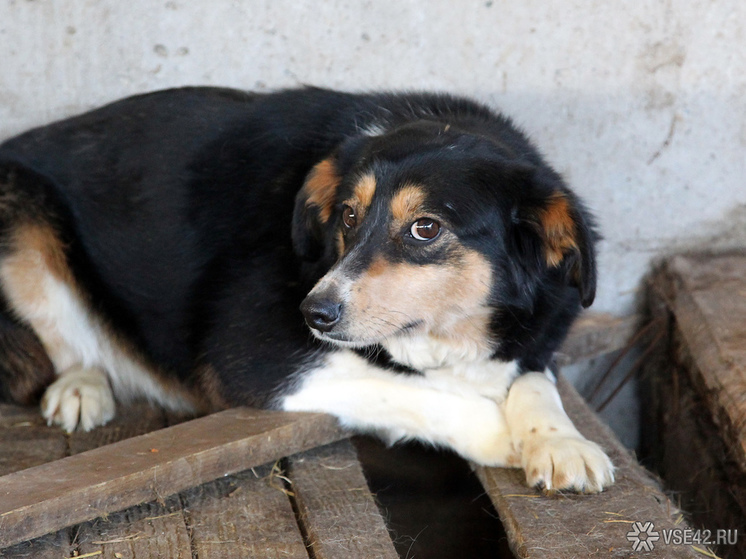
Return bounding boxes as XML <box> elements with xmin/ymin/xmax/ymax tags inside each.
<box><xmin>0</xmin><ymin>88</ymin><xmax>351</xmax><ymax>410</ymax></box>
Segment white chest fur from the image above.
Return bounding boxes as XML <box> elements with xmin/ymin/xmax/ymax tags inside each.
<box><xmin>382</xmin><ymin>332</ymin><xmax>494</xmax><ymax>371</ymax></box>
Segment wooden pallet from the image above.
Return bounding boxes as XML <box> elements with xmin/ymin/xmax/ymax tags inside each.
<box><xmin>0</xmin><ymin>313</ymin><xmax>702</xmax><ymax>558</ymax></box>
<box><xmin>0</xmin><ymin>404</ymin><xmax>396</xmax><ymax>558</ymax></box>
<box><xmin>644</xmin><ymin>251</ymin><xmax>746</xmax><ymax>559</ymax></box>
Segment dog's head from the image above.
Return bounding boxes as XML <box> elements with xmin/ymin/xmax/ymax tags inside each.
<box><xmin>292</xmin><ymin>121</ymin><xmax>597</xmax><ymax>352</ymax></box>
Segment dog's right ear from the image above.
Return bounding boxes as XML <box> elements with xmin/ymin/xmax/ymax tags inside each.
<box><xmin>292</xmin><ymin>157</ymin><xmax>341</xmax><ymax>261</ymax></box>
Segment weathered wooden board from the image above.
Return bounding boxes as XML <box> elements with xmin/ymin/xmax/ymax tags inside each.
<box><xmin>181</xmin><ymin>464</ymin><xmax>308</xmax><ymax>559</ymax></box>
<box><xmin>0</xmin><ymin>530</ymin><xmax>72</xmax><ymax>559</ymax></box>
<box><xmin>0</xmin><ymin>404</ymin><xmax>67</xmax><ymax>476</ymax></box>
<box><xmin>68</xmin><ymin>402</ymin><xmax>169</xmax><ymax>455</ymax></box>
<box><xmin>556</xmin><ymin>312</ymin><xmax>639</xmax><ymax>366</ymax></box>
<box><xmin>643</xmin><ymin>252</ymin><xmax>746</xmax><ymax>558</ymax></box>
<box><xmin>288</xmin><ymin>439</ymin><xmax>398</xmax><ymax>559</ymax></box>
<box><xmin>475</xmin><ymin>376</ymin><xmax>701</xmax><ymax>558</ymax></box>
<box><xmin>651</xmin><ymin>253</ymin><xmax>746</xmax><ymax>471</ymax></box>
<box><xmin>647</xmin><ymin>332</ymin><xmax>746</xmax><ymax>552</ymax></box>
<box><xmin>75</xmin><ymin>495</ymin><xmax>192</xmax><ymax>559</ymax></box>
<box><xmin>0</xmin><ymin>406</ymin><xmax>72</xmax><ymax>559</ymax></box>
<box><xmin>0</xmin><ymin>309</ymin><xmax>660</xmax><ymax>557</ymax></box>
<box><xmin>0</xmin><ymin>408</ymin><xmax>347</xmax><ymax>549</ymax></box>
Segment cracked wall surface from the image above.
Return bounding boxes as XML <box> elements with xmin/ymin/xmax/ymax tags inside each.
<box><xmin>1</xmin><ymin>0</ymin><xmax>744</xmax><ymax>315</ymax></box>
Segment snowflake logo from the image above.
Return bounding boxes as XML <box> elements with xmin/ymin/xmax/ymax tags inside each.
<box><xmin>627</xmin><ymin>521</ymin><xmax>660</xmax><ymax>552</ymax></box>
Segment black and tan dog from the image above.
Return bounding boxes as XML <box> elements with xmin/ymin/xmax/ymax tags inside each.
<box><xmin>0</xmin><ymin>87</ymin><xmax>613</xmax><ymax>492</ymax></box>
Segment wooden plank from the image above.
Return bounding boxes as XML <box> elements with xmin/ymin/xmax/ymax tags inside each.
<box><xmin>68</xmin><ymin>402</ymin><xmax>168</xmax><ymax>455</ymax></box>
<box><xmin>0</xmin><ymin>408</ymin><xmax>347</xmax><ymax>549</ymax></box>
<box><xmin>0</xmin><ymin>530</ymin><xmax>72</xmax><ymax>559</ymax></box>
<box><xmin>474</xmin><ymin>376</ymin><xmax>701</xmax><ymax>558</ymax></box>
<box><xmin>644</xmin><ymin>252</ymin><xmax>746</xmax><ymax>553</ymax></box>
<box><xmin>181</xmin><ymin>464</ymin><xmax>308</xmax><ymax>559</ymax></box>
<box><xmin>1</xmin><ymin>404</ymin><xmax>173</xmax><ymax>558</ymax></box>
<box><xmin>0</xmin><ymin>406</ymin><xmax>72</xmax><ymax>558</ymax></box>
<box><xmin>74</xmin><ymin>495</ymin><xmax>191</xmax><ymax>559</ymax></box>
<box><xmin>288</xmin><ymin>439</ymin><xmax>398</xmax><ymax>559</ymax></box>
<box><xmin>647</xmin><ymin>329</ymin><xmax>746</xmax><ymax>545</ymax></box>
<box><xmin>652</xmin><ymin>253</ymin><xmax>746</xmax><ymax>472</ymax></box>
<box><xmin>0</xmin><ymin>404</ymin><xmax>67</xmax><ymax>476</ymax></box>
<box><xmin>556</xmin><ymin>312</ymin><xmax>639</xmax><ymax>366</ymax></box>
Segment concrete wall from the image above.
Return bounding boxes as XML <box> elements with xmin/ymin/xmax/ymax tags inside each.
<box><xmin>2</xmin><ymin>0</ymin><xmax>745</xmax><ymax>316</ymax></box>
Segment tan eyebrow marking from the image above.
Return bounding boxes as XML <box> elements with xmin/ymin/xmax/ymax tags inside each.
<box><xmin>303</xmin><ymin>158</ymin><xmax>340</xmax><ymax>224</ymax></box>
<box><xmin>352</xmin><ymin>173</ymin><xmax>376</xmax><ymax>210</ymax></box>
<box><xmin>390</xmin><ymin>185</ymin><xmax>426</xmax><ymax>222</ymax></box>
<box><xmin>342</xmin><ymin>173</ymin><xmax>377</xmax><ymax>215</ymax></box>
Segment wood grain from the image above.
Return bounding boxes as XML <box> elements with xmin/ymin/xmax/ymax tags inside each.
<box><xmin>181</xmin><ymin>464</ymin><xmax>308</xmax><ymax>559</ymax></box>
<box><xmin>0</xmin><ymin>406</ymin><xmax>72</xmax><ymax>558</ymax></box>
<box><xmin>75</xmin><ymin>495</ymin><xmax>192</xmax><ymax>559</ymax></box>
<box><xmin>0</xmin><ymin>408</ymin><xmax>347</xmax><ymax>549</ymax></box>
<box><xmin>68</xmin><ymin>402</ymin><xmax>169</xmax><ymax>455</ymax></box>
<box><xmin>0</xmin><ymin>404</ymin><xmax>67</xmax><ymax>477</ymax></box>
<box><xmin>0</xmin><ymin>530</ymin><xmax>72</xmax><ymax>559</ymax></box>
<box><xmin>556</xmin><ymin>312</ymin><xmax>639</xmax><ymax>366</ymax></box>
<box><xmin>652</xmin><ymin>253</ymin><xmax>746</xmax><ymax>472</ymax></box>
<box><xmin>474</xmin><ymin>376</ymin><xmax>701</xmax><ymax>558</ymax></box>
<box><xmin>288</xmin><ymin>439</ymin><xmax>398</xmax><ymax>559</ymax></box>
<box><xmin>645</xmin><ymin>252</ymin><xmax>746</xmax><ymax>553</ymax></box>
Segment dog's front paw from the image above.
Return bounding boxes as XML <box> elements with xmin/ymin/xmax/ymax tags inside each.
<box><xmin>521</xmin><ymin>435</ymin><xmax>614</xmax><ymax>493</ymax></box>
<box><xmin>41</xmin><ymin>365</ymin><xmax>115</xmax><ymax>432</ymax></box>
<box><xmin>450</xmin><ymin>407</ymin><xmax>520</xmax><ymax>467</ymax></box>
<box><xmin>458</xmin><ymin>431</ymin><xmax>521</xmax><ymax>468</ymax></box>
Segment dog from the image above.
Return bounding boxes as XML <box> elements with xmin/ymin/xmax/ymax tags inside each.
<box><xmin>0</xmin><ymin>86</ymin><xmax>614</xmax><ymax>492</ymax></box>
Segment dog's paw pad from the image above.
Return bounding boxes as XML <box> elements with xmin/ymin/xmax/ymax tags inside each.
<box><xmin>522</xmin><ymin>436</ymin><xmax>614</xmax><ymax>493</ymax></box>
<box><xmin>41</xmin><ymin>366</ymin><xmax>115</xmax><ymax>432</ymax></box>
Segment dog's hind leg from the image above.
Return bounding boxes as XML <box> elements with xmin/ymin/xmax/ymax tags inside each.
<box><xmin>0</xmin><ymin>303</ymin><xmax>56</xmax><ymax>405</ymax></box>
<box><xmin>0</xmin><ymin>168</ymin><xmax>196</xmax><ymax>430</ymax></box>
<box><xmin>0</xmin><ymin>218</ymin><xmax>117</xmax><ymax>432</ymax></box>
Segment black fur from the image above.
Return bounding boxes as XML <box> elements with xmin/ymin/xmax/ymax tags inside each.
<box><xmin>0</xmin><ymin>86</ymin><xmax>597</xmax><ymax>407</ymax></box>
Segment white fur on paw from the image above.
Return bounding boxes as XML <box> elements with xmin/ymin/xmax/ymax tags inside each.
<box><xmin>450</xmin><ymin>403</ymin><xmax>519</xmax><ymax>467</ymax></box>
<box><xmin>521</xmin><ymin>436</ymin><xmax>615</xmax><ymax>493</ymax></box>
<box><xmin>460</xmin><ymin>434</ymin><xmax>521</xmax><ymax>468</ymax></box>
<box><xmin>41</xmin><ymin>366</ymin><xmax>115</xmax><ymax>432</ymax></box>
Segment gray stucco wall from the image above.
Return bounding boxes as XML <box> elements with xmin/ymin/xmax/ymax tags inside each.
<box><xmin>2</xmin><ymin>0</ymin><xmax>745</xmax><ymax>316</ymax></box>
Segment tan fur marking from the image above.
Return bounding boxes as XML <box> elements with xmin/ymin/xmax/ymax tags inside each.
<box><xmin>341</xmin><ymin>173</ymin><xmax>377</xmax><ymax>223</ymax></box>
<box><xmin>366</xmin><ymin>255</ymin><xmax>388</xmax><ymax>278</ymax></box>
<box><xmin>303</xmin><ymin>158</ymin><xmax>340</xmax><ymax>224</ymax></box>
<box><xmin>390</xmin><ymin>185</ymin><xmax>426</xmax><ymax>223</ymax></box>
<box><xmin>353</xmin><ymin>174</ymin><xmax>376</xmax><ymax>211</ymax></box>
<box><xmin>195</xmin><ymin>363</ymin><xmax>230</xmax><ymax>411</ymax></box>
<box><xmin>505</xmin><ymin>453</ymin><xmax>522</xmax><ymax>468</ymax></box>
<box><xmin>346</xmin><ymin>249</ymin><xmax>493</xmax><ymax>350</ymax></box>
<box><xmin>1</xmin><ymin>223</ymin><xmax>75</xmax><ymax>363</ymax></box>
<box><xmin>13</xmin><ymin>223</ymin><xmax>74</xmax><ymax>284</ymax></box>
<box><xmin>0</xmin><ymin>222</ymin><xmax>199</xmax><ymax>413</ymax></box>
<box><xmin>540</xmin><ymin>193</ymin><xmax>578</xmax><ymax>267</ymax></box>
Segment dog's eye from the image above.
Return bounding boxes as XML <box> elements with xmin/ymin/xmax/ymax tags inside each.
<box><xmin>341</xmin><ymin>205</ymin><xmax>357</xmax><ymax>229</ymax></box>
<box><xmin>410</xmin><ymin>218</ymin><xmax>440</xmax><ymax>241</ymax></box>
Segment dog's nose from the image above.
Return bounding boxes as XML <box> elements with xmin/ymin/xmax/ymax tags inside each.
<box><xmin>300</xmin><ymin>298</ymin><xmax>342</xmax><ymax>332</ymax></box>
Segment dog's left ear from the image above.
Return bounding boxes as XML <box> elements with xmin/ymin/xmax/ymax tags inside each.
<box><xmin>534</xmin><ymin>190</ymin><xmax>597</xmax><ymax>307</ymax></box>
<box><xmin>292</xmin><ymin>157</ymin><xmax>341</xmax><ymax>261</ymax></box>
<box><xmin>514</xmin><ymin>169</ymin><xmax>598</xmax><ymax>308</ymax></box>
